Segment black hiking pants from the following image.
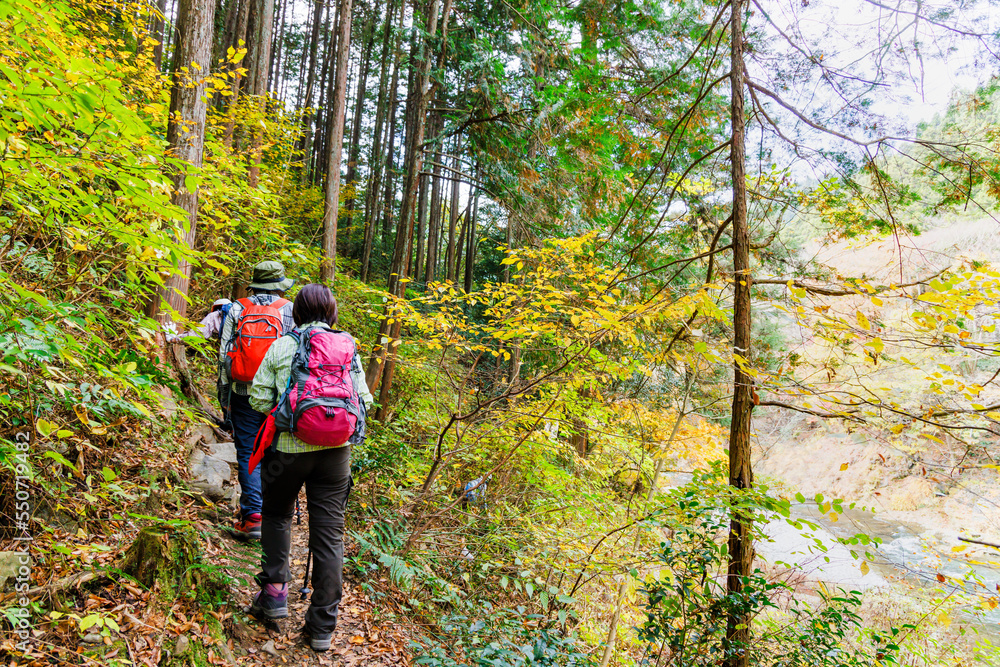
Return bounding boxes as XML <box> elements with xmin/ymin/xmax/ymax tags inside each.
<box><xmin>257</xmin><ymin>445</ymin><xmax>352</xmax><ymax>635</ymax></box>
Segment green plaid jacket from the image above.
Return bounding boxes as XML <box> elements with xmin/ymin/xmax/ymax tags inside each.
<box><xmin>248</xmin><ymin>322</ymin><xmax>373</xmax><ymax>453</ymax></box>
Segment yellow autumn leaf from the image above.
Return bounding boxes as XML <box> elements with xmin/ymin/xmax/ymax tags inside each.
<box><xmin>952</xmin><ymin>545</ymin><xmax>968</xmax><ymax>553</ymax></box>
<box><xmin>840</xmin><ymin>463</ymin><xmax>849</xmax><ymax>471</ymax></box>
<box><xmin>860</xmin><ymin>561</ymin><xmax>870</xmax><ymax>576</ymax></box>
<box><xmin>856</xmin><ymin>311</ymin><xmax>871</xmax><ymax>331</ymax></box>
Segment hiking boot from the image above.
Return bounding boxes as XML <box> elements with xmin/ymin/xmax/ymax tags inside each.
<box><xmin>251</xmin><ymin>585</ymin><xmax>289</xmax><ymax>620</ymax></box>
<box><xmin>232</xmin><ymin>513</ymin><xmax>262</xmax><ymax>541</ymax></box>
<box><xmin>302</xmin><ymin>626</ymin><xmax>333</xmax><ymax>652</ymax></box>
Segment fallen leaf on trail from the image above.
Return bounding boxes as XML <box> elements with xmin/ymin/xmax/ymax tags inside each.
<box><xmin>349</xmin><ymin>635</ymin><xmax>366</xmax><ymax>645</ymax></box>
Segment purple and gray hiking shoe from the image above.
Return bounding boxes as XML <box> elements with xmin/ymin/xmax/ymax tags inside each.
<box><xmin>250</xmin><ymin>584</ymin><xmax>289</xmax><ymax>620</ymax></box>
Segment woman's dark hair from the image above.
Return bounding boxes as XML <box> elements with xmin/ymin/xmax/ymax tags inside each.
<box><xmin>292</xmin><ymin>283</ymin><xmax>338</xmax><ymax>326</ymax></box>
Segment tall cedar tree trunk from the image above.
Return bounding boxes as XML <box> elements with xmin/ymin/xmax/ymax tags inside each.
<box><xmin>463</xmin><ymin>186</ymin><xmax>477</xmax><ymax>293</ymax></box>
<box><xmin>319</xmin><ymin>0</ymin><xmax>354</xmax><ymax>283</ymax></box>
<box><xmin>424</xmin><ymin>114</ymin><xmax>443</xmax><ymax>284</ymax></box>
<box><xmin>454</xmin><ymin>200</ymin><xmax>469</xmax><ymax>286</ymax></box>
<box><xmin>146</xmin><ymin>0</ymin><xmax>216</xmax><ymax>321</ymax></box>
<box><xmin>725</xmin><ymin>1</ymin><xmax>753</xmax><ymax>665</ymax></box>
<box><xmin>315</xmin><ymin>27</ymin><xmax>334</xmax><ymax>185</ymax></box>
<box><xmin>381</xmin><ymin>16</ymin><xmax>417</xmax><ymax>261</ymax></box>
<box><xmin>413</xmin><ymin>167</ymin><xmax>429</xmax><ymax>281</ymax></box>
<box><xmin>367</xmin><ymin>0</ymin><xmax>447</xmax><ymax>400</ymax></box>
<box><xmin>246</xmin><ymin>0</ymin><xmax>274</xmax><ymax>102</ymax></box>
<box><xmin>268</xmin><ymin>0</ymin><xmax>285</xmax><ymax>97</ymax></box>
<box><xmin>298</xmin><ymin>0</ymin><xmax>325</xmax><ymax>183</ymax></box>
<box><xmin>152</xmin><ymin>0</ymin><xmax>167</xmax><ymax>69</ymax></box>
<box><xmin>378</xmin><ymin>52</ymin><xmax>401</xmax><ymax>258</ymax></box>
<box><xmin>246</xmin><ymin>0</ymin><xmax>275</xmax><ymax>187</ymax></box>
<box><xmin>222</xmin><ymin>0</ymin><xmax>250</xmax><ymax>147</ymax></box>
<box><xmin>162</xmin><ymin>0</ymin><xmax>178</xmax><ymax>69</ymax></box>
<box><xmin>343</xmin><ymin>11</ymin><xmax>376</xmax><ymax>235</ymax></box>
<box><xmin>445</xmin><ymin>136</ymin><xmax>461</xmax><ymax>282</ymax></box>
<box><xmin>218</xmin><ymin>0</ymin><xmax>238</xmax><ymax>65</ymax></box>
<box><xmin>359</xmin><ymin>0</ymin><xmax>398</xmax><ymax>280</ymax></box>
<box><xmin>293</xmin><ymin>4</ymin><xmax>311</xmax><ymax>110</ymax></box>
<box><xmin>311</xmin><ymin>15</ymin><xmax>335</xmax><ymax>185</ymax></box>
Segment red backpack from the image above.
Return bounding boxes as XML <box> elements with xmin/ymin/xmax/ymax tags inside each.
<box><xmin>226</xmin><ymin>298</ymin><xmax>289</xmax><ymax>383</ymax></box>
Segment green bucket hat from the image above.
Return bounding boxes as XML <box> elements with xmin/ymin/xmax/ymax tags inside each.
<box><xmin>248</xmin><ymin>260</ymin><xmax>295</xmax><ymax>292</ymax></box>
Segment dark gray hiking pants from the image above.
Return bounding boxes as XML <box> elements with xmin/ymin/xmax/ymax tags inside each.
<box><xmin>257</xmin><ymin>445</ymin><xmax>352</xmax><ymax>634</ymax></box>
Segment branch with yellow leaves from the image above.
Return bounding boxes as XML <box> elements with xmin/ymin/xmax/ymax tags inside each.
<box><xmin>754</xmin><ymin>267</ymin><xmax>949</xmax><ymax>297</ymax></box>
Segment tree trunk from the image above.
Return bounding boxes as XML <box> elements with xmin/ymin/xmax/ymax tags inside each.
<box><xmin>379</xmin><ymin>59</ymin><xmax>400</xmax><ymax>259</ymax></box>
<box><xmin>222</xmin><ymin>0</ymin><xmax>250</xmax><ymax>147</ymax></box>
<box><xmin>310</xmin><ymin>11</ymin><xmax>335</xmax><ymax>185</ymax></box>
<box><xmin>413</xmin><ymin>168</ymin><xmax>428</xmax><ymax>282</ymax></box>
<box><xmin>455</xmin><ymin>200</ymin><xmax>469</xmax><ymax>287</ymax></box>
<box><xmin>317</xmin><ymin>23</ymin><xmax>340</xmax><ymax>186</ymax></box>
<box><xmin>246</xmin><ymin>0</ymin><xmax>275</xmax><ymax>187</ymax></box>
<box><xmin>455</xmin><ymin>190</ymin><xmax>472</xmax><ymax>283</ymax></box>
<box><xmin>219</xmin><ymin>0</ymin><xmax>238</xmax><ymax>59</ymax></box>
<box><xmin>725</xmin><ymin>2</ymin><xmax>753</xmax><ymax>666</ymax></box>
<box><xmin>386</xmin><ymin>0</ymin><xmax>444</xmax><ymax>298</ymax></box>
<box><xmin>152</xmin><ymin>0</ymin><xmax>168</xmax><ymax>70</ymax></box>
<box><xmin>359</xmin><ymin>0</ymin><xmax>399</xmax><ymax>281</ymax></box>
<box><xmin>423</xmin><ymin>113</ymin><xmax>443</xmax><ymax>284</ymax></box>
<box><xmin>503</xmin><ymin>216</ymin><xmax>513</xmax><ymax>283</ymax></box>
<box><xmin>367</xmin><ymin>0</ymin><xmax>447</xmax><ymax>396</ymax></box>
<box><xmin>267</xmin><ymin>0</ymin><xmax>285</xmax><ymax>97</ymax></box>
<box><xmin>246</xmin><ymin>0</ymin><xmax>274</xmax><ymax>97</ymax></box>
<box><xmin>319</xmin><ymin>0</ymin><xmax>354</xmax><ymax>283</ymax></box>
<box><xmin>147</xmin><ymin>0</ymin><xmax>216</xmax><ymax>323</ymax></box>
<box><xmin>162</xmin><ymin>0</ymin><xmax>179</xmax><ymax>70</ymax></box>
<box><xmin>293</xmin><ymin>4</ymin><xmax>312</xmax><ymax>110</ymax></box>
<box><xmin>463</xmin><ymin>186</ymin><xmax>478</xmax><ymax>293</ymax></box>
<box><xmin>298</xmin><ymin>0</ymin><xmax>325</xmax><ymax>183</ymax></box>
<box><xmin>445</xmin><ymin>137</ymin><xmax>461</xmax><ymax>282</ymax></box>
<box><xmin>343</xmin><ymin>10</ymin><xmax>376</xmax><ymax>238</ymax></box>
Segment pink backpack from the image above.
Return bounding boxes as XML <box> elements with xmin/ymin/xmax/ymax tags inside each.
<box><xmin>273</xmin><ymin>326</ymin><xmax>366</xmax><ymax>447</ymax></box>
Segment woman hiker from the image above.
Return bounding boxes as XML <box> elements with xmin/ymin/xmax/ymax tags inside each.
<box><xmin>246</xmin><ymin>283</ymin><xmax>372</xmax><ymax>652</ymax></box>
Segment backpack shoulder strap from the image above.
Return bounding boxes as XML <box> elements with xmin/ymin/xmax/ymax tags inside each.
<box><xmin>236</xmin><ymin>297</ymin><xmax>254</xmax><ymax>311</ymax></box>
<box><xmin>271</xmin><ymin>298</ymin><xmax>290</xmax><ymax>310</ymax></box>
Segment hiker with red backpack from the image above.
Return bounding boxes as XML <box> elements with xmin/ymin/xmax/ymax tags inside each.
<box><xmin>218</xmin><ymin>261</ymin><xmax>296</xmax><ymax>540</ymax></box>
<box><xmin>246</xmin><ymin>283</ymin><xmax>372</xmax><ymax>652</ymax></box>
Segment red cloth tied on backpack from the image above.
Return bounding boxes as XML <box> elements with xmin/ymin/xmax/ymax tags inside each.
<box><xmin>248</xmin><ymin>407</ymin><xmax>278</xmax><ymax>473</ymax></box>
